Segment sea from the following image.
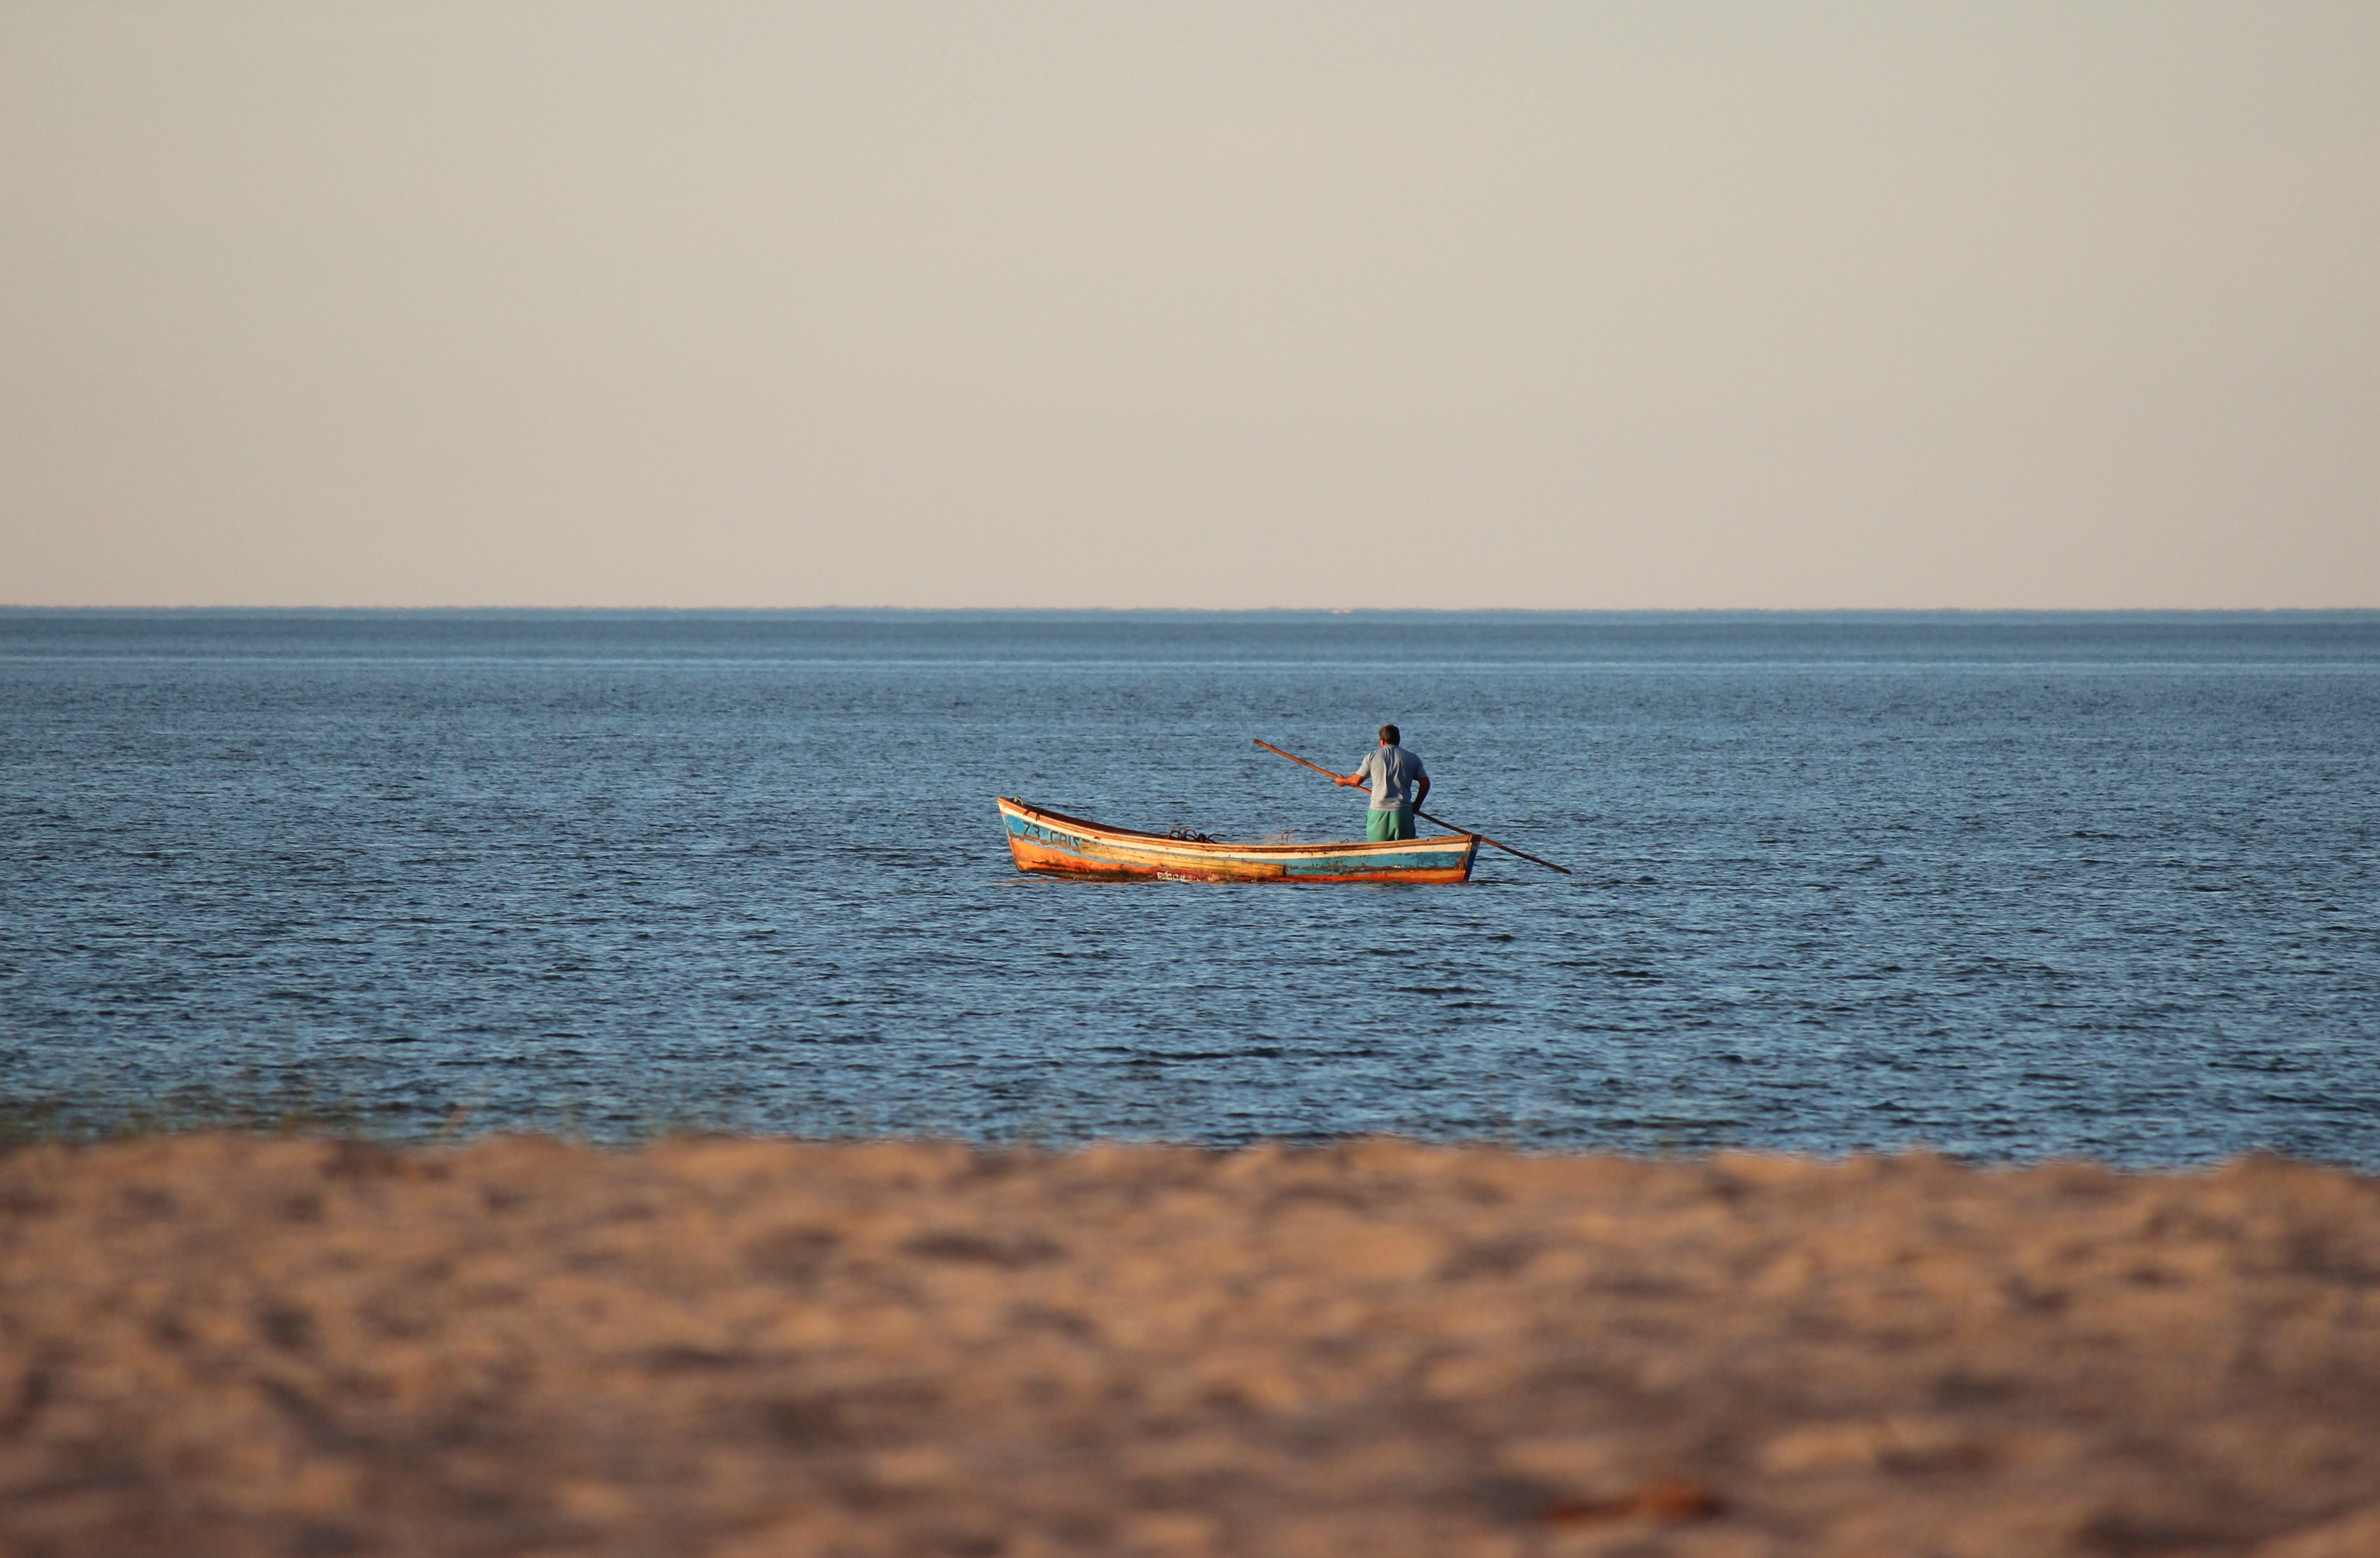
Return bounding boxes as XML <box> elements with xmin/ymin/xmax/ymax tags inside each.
<box><xmin>3</xmin><ymin>609</ymin><xmax>2376</xmax><ymax>1166</ymax></box>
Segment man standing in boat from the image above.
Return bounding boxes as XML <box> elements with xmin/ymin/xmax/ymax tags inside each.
<box><xmin>1338</xmin><ymin>725</ymin><xmax>1430</xmax><ymax>841</ymax></box>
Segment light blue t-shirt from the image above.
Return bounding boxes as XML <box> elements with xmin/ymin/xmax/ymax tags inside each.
<box><xmin>1352</xmin><ymin>744</ymin><xmax>1426</xmax><ymax>811</ymax></box>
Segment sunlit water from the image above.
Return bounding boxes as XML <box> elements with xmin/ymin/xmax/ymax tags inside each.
<box><xmin>5</xmin><ymin>609</ymin><xmax>2376</xmax><ymax>1164</ymax></box>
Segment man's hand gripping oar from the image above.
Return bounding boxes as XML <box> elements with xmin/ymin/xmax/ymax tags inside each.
<box><xmin>1251</xmin><ymin>739</ymin><xmax>1573</xmax><ymax>875</ymax></box>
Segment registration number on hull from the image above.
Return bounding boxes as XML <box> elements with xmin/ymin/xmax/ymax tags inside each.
<box><xmin>1015</xmin><ymin>821</ymin><xmax>1089</xmax><ymax>852</ymax></box>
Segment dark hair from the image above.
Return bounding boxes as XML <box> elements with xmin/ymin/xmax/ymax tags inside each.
<box><xmin>1379</xmin><ymin>724</ymin><xmax>1400</xmax><ymax>745</ymax></box>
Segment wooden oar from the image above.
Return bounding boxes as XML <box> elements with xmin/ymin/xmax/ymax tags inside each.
<box><xmin>1252</xmin><ymin>739</ymin><xmax>1573</xmax><ymax>876</ymax></box>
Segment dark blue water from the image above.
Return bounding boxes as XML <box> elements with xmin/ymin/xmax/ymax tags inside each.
<box><xmin>5</xmin><ymin>609</ymin><xmax>2377</xmax><ymax>1164</ymax></box>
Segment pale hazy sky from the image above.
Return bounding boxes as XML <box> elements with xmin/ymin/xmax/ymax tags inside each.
<box><xmin>3</xmin><ymin>3</ymin><xmax>2374</xmax><ymax>607</ymax></box>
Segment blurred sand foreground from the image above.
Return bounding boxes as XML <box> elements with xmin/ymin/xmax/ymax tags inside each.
<box><xmin>2</xmin><ymin>1139</ymin><xmax>2378</xmax><ymax>1558</ymax></box>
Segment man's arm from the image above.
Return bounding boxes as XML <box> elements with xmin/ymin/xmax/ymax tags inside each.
<box><xmin>1336</xmin><ymin>754</ymin><xmax>1369</xmax><ymax>787</ymax></box>
<box><xmin>1413</xmin><ymin>774</ymin><xmax>1430</xmax><ymax>808</ymax></box>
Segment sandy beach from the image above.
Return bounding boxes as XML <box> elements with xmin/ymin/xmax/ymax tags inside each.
<box><xmin>2</xmin><ymin>1136</ymin><xmax>2377</xmax><ymax>1557</ymax></box>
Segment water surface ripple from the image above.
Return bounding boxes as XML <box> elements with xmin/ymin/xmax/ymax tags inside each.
<box><xmin>4</xmin><ymin>610</ymin><xmax>2376</xmax><ymax>1163</ymax></box>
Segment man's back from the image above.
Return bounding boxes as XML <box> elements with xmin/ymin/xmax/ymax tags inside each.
<box><xmin>1354</xmin><ymin>743</ymin><xmax>1426</xmax><ymax>811</ymax></box>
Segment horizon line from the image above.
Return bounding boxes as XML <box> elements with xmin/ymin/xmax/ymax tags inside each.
<box><xmin>6</xmin><ymin>604</ymin><xmax>2380</xmax><ymax>618</ymax></box>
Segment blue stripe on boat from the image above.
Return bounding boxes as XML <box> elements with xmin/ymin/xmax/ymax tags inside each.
<box><xmin>1280</xmin><ymin>852</ymin><xmax>1458</xmax><ymax>874</ymax></box>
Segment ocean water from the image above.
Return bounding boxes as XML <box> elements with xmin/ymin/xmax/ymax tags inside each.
<box><xmin>4</xmin><ymin>609</ymin><xmax>2377</xmax><ymax>1165</ymax></box>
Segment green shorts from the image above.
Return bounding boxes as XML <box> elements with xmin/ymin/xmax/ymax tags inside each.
<box><xmin>1365</xmin><ymin>807</ymin><xmax>1417</xmax><ymax>842</ymax></box>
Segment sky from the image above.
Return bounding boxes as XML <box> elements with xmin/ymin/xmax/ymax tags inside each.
<box><xmin>3</xmin><ymin>2</ymin><xmax>2375</xmax><ymax>609</ymax></box>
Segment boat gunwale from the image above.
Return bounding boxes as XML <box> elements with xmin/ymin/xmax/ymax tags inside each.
<box><xmin>996</xmin><ymin>797</ymin><xmax>1475</xmax><ymax>859</ymax></box>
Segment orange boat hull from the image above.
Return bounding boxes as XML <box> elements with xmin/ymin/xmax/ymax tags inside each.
<box><xmin>998</xmin><ymin>798</ymin><xmax>1478</xmax><ymax>884</ymax></box>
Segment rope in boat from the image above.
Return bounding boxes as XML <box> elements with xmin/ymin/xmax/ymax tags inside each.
<box><xmin>1163</xmin><ymin>826</ymin><xmax>1217</xmax><ymax>842</ymax></box>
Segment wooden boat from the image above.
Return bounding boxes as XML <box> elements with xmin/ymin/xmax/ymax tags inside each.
<box><xmin>997</xmin><ymin>797</ymin><xmax>1479</xmax><ymax>884</ymax></box>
